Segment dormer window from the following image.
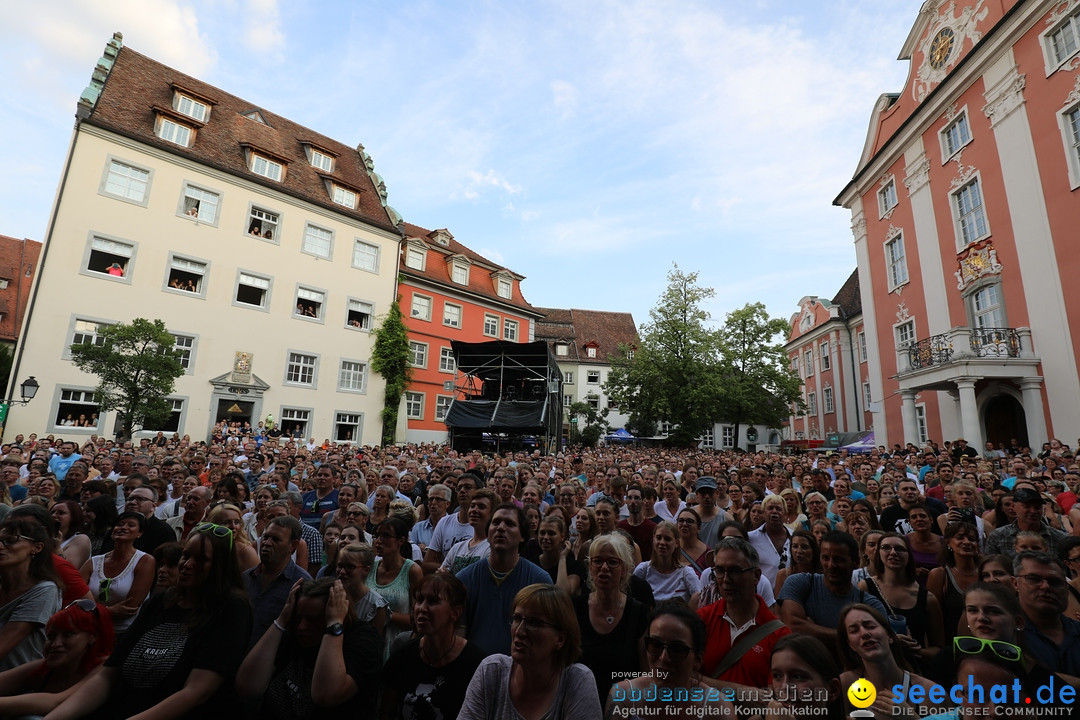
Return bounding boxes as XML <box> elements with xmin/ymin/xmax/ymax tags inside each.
<box><xmin>405</xmin><ymin>245</ymin><xmax>426</xmax><ymax>271</ymax></box>
<box><xmin>175</xmin><ymin>94</ymin><xmax>209</xmax><ymax>122</ymax></box>
<box><xmin>431</xmin><ymin>229</ymin><xmax>453</xmax><ymax>247</ymax></box>
<box><xmin>242</xmin><ymin>110</ymin><xmax>267</xmax><ymax>124</ymax></box>
<box><xmin>310</xmin><ymin>149</ymin><xmax>334</xmax><ymax>172</ymax></box>
<box><xmin>586</xmin><ymin>346</ymin><xmax>597</xmax><ymax>358</ymax></box>
<box><xmin>496</xmin><ymin>276</ymin><xmax>512</xmax><ymax>299</ymax></box>
<box><xmin>251</xmin><ymin>154</ymin><xmax>283</xmax><ymax>181</ymax></box>
<box><xmin>447</xmin><ymin>255</ymin><xmax>471</xmax><ymax>286</ymax></box>
<box><xmin>332</xmin><ymin>185</ymin><xmax>357</xmax><ymax>209</ymax></box>
<box><xmin>156</xmin><ymin>117</ymin><xmax>192</xmax><ymax>147</ymax></box>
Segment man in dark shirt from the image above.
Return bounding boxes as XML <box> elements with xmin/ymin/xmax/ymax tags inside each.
<box><xmin>126</xmin><ymin>484</ymin><xmax>181</xmax><ymax>554</ymax></box>
<box><xmin>243</xmin><ymin>516</ymin><xmax>312</xmax><ymax>647</ymax></box>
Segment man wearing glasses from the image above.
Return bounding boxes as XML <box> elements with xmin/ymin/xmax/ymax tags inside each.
<box><xmin>1015</xmin><ymin>551</ymin><xmax>1080</xmax><ymax>675</ymax></box>
<box><xmin>126</xmin><ymin>485</ymin><xmax>182</xmax><ymax>554</ymax></box>
<box><xmin>697</xmin><ymin>538</ymin><xmax>789</xmax><ymax>688</ymax></box>
<box><xmin>422</xmin><ymin>472</ymin><xmax>479</xmax><ymax>574</ymax></box>
<box><xmin>410</xmin><ymin>483</ymin><xmax>451</xmax><ymax>552</ymax></box>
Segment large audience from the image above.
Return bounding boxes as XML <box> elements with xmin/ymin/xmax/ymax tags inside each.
<box><xmin>0</xmin><ymin>425</ymin><xmax>1078</xmax><ymax>718</ymax></box>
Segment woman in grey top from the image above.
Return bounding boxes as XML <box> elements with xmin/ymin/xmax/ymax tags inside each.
<box><xmin>0</xmin><ymin>515</ymin><xmax>62</xmax><ymax>671</ymax></box>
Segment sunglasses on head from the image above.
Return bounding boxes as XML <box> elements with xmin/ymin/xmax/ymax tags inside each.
<box><xmin>194</xmin><ymin>522</ymin><xmax>234</xmax><ymax>550</ymax></box>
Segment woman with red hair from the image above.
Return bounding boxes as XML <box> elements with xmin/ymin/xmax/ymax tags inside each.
<box><xmin>0</xmin><ymin>599</ymin><xmax>115</xmax><ymax>716</ymax></box>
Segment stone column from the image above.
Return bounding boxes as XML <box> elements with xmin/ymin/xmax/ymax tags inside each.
<box><xmin>1019</xmin><ymin>378</ymin><xmax>1047</xmax><ymax>448</ymax></box>
<box><xmin>955</xmin><ymin>378</ymin><xmax>983</xmax><ymax>449</ymax></box>
<box><xmin>901</xmin><ymin>390</ymin><xmax>919</xmax><ymax>446</ymax></box>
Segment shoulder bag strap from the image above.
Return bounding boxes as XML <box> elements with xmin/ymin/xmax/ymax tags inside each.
<box><xmin>712</xmin><ymin>619</ymin><xmax>785</xmax><ymax>678</ymax></box>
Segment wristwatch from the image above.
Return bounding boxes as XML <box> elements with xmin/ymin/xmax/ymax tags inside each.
<box><xmin>324</xmin><ymin>622</ymin><xmax>345</xmax><ymax>636</ymax></box>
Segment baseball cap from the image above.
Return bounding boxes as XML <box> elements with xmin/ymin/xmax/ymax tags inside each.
<box><xmin>695</xmin><ymin>477</ymin><xmax>718</xmax><ymax>491</ymax></box>
<box><xmin>1012</xmin><ymin>488</ymin><xmax>1044</xmax><ymax>504</ymax></box>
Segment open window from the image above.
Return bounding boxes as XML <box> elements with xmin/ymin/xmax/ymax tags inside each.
<box><xmin>166</xmin><ymin>255</ymin><xmax>207</xmax><ymax>296</ymax></box>
<box><xmin>235</xmin><ymin>271</ymin><xmax>271</xmax><ymax>309</ymax></box>
<box><xmin>247</xmin><ymin>206</ymin><xmax>280</xmax><ymax>242</ymax></box>
<box><xmin>295</xmin><ymin>287</ymin><xmax>325</xmax><ymax>321</ymax></box>
<box><xmin>85</xmin><ymin>236</ymin><xmax>134</xmax><ymax>282</ymax></box>
<box><xmin>346</xmin><ymin>299</ymin><xmax>373</xmax><ymax>330</ymax></box>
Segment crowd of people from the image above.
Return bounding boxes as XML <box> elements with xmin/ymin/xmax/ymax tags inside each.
<box><xmin>0</xmin><ymin>428</ymin><xmax>1078</xmax><ymax>718</ymax></box>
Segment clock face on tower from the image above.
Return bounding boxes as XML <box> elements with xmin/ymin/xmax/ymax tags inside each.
<box><xmin>929</xmin><ymin>27</ymin><xmax>955</xmax><ymax>69</ymax></box>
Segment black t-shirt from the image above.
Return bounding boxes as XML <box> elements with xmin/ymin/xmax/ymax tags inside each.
<box><xmin>261</xmin><ymin>622</ymin><xmax>381</xmax><ymax>720</ymax></box>
<box><xmin>100</xmin><ymin>592</ymin><xmax>252</xmax><ymax>719</ymax></box>
<box><xmin>879</xmin><ymin>499</ymin><xmax>948</xmax><ymax>535</ymax></box>
<box><xmin>573</xmin><ymin>593</ymin><xmax>649</xmax><ymax>703</ymax></box>
<box><xmin>382</xmin><ymin>637</ymin><xmax>488</xmax><ymax>720</ymax></box>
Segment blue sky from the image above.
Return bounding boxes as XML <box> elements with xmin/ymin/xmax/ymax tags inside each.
<box><xmin>1</xmin><ymin>0</ymin><xmax>920</xmax><ymax>332</ymax></box>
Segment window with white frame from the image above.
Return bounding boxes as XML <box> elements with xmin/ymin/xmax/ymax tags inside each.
<box><xmin>915</xmin><ymin>404</ymin><xmax>929</xmax><ymax>443</ymax></box>
<box><xmin>1060</xmin><ymin>105</ymin><xmax>1080</xmax><ymax>188</ymax></box>
<box><xmin>103</xmin><ymin>160</ymin><xmax>151</xmax><ymax>204</ymax></box>
<box><xmin>443</xmin><ymin>303</ymin><xmax>462</xmax><ymax>329</ymax></box>
<box><xmin>971</xmin><ymin>283</ymin><xmax>1005</xmax><ymax>329</ymax></box>
<box><xmin>556</xmin><ymin>344</ymin><xmax>568</xmax><ymax>356</ymax></box>
<box><xmin>353</xmin><ymin>241</ymin><xmax>379</xmax><ymax>273</ymax></box>
<box><xmin>302</xmin><ymin>224</ymin><xmax>333</xmax><ymax>259</ymax></box>
<box><xmin>411</xmin><ymin>295</ymin><xmax>432</xmax><ymax>321</ymax></box>
<box><xmin>586</xmin><ymin>396</ymin><xmax>599</xmax><ymax>410</ymax></box>
<box><xmin>174</xmin><ymin>94</ymin><xmax>208</xmax><ymax>122</ymax></box>
<box><xmin>496</xmin><ymin>277</ymin><xmax>512</xmax><ymax>299</ymax></box>
<box><xmin>54</xmin><ymin>389</ymin><xmax>100</xmax><ymax>428</ymax></box>
<box><xmin>1047</xmin><ymin>10</ymin><xmax>1080</xmax><ymax>68</ymax></box>
<box><xmin>858</xmin><ymin>332</ymin><xmax>868</xmax><ymax>362</ymax></box>
<box><xmin>334</xmin><ymin>412</ymin><xmax>361</xmax><ymax>442</ymax></box>
<box><xmin>439</xmin><ymin>347</ymin><xmax>456</xmax><ymax>373</ymax></box>
<box><xmin>864</xmin><ymin>381</ymin><xmax>872</xmax><ymax>408</ymax></box>
<box><xmin>181</xmin><ymin>185</ymin><xmax>219</xmax><ymax>223</ymax></box>
<box><xmin>503</xmin><ymin>319</ymin><xmax>518</xmax><ymax>341</ymax></box>
<box><xmin>435</xmin><ymin>396</ymin><xmax>453</xmax><ymax>422</ymax></box>
<box><xmin>699</xmin><ymin>428</ymin><xmax>715</xmax><ymax>448</ymax></box>
<box><xmin>791</xmin><ymin>355</ymin><xmax>799</xmax><ymax>375</ymax></box>
<box><xmin>587</xmin><ymin>370</ymin><xmax>600</xmax><ymax>384</ymax></box>
<box><xmin>295</xmin><ymin>287</ymin><xmax>325</xmax><ymax>320</ymax></box>
<box><xmin>721</xmin><ymin>426</ymin><xmax>735</xmax><ymax>449</ymax></box>
<box><xmin>885</xmin><ymin>233</ymin><xmax>909</xmax><ymax>289</ymax></box>
<box><xmin>247</xmin><ymin>206</ymin><xmax>279</xmax><ymax>241</ymax></box>
<box><xmin>332</xmin><ymin>185</ymin><xmax>356</xmax><ymax>209</ymax></box>
<box><xmin>483</xmin><ymin>315</ymin><xmax>499</xmax><ymax>337</ymax></box>
<box><xmin>309</xmin><ymin>149</ymin><xmax>334</xmax><ymax>172</ymax></box>
<box><xmin>942</xmin><ymin>112</ymin><xmax>972</xmax><ymax>159</ymax></box>
<box><xmin>586</xmin><ymin>347</ymin><xmax>597</xmax><ymax>358</ymax></box>
<box><xmin>823</xmin><ymin>387</ymin><xmax>834</xmax><ymax>413</ymax></box>
<box><xmin>285</xmin><ymin>352</ymin><xmax>317</xmax><ymax>386</ymax></box>
<box><xmin>156</xmin><ymin>117</ymin><xmax>192</xmax><ymax>147</ymax></box>
<box><xmin>338</xmin><ymin>360</ymin><xmax>367</xmax><ymax>392</ymax></box>
<box><xmin>953</xmin><ymin>178</ymin><xmax>989</xmax><ymax>247</ymax></box>
<box><xmin>346</xmin><ymin>299</ymin><xmax>373</xmax><ymax>330</ymax></box>
<box><xmin>86</xmin><ymin>236</ymin><xmax>134</xmax><ymax>279</ymax></box>
<box><xmin>166</xmin><ymin>255</ymin><xmax>207</xmax><ymax>295</ymax></box>
<box><xmin>172</xmin><ymin>334</ymin><xmax>194</xmax><ymax>371</ymax></box>
<box><xmin>661</xmin><ymin>421</ymin><xmax>675</xmax><ymax>435</ymax></box>
<box><xmin>895</xmin><ymin>319</ymin><xmax>916</xmax><ymax>349</ymax></box>
<box><xmin>250</xmin><ymin>154</ymin><xmax>283</xmax><ymax>181</ymax></box>
<box><xmin>409</xmin><ymin>341</ymin><xmax>428</xmax><ymax>368</ymax></box>
<box><xmin>806</xmin><ymin>392</ymin><xmax>817</xmax><ymax>416</ymax></box>
<box><xmin>820</xmin><ymin>341</ymin><xmax>831</xmax><ymax>370</ymax></box>
<box><xmin>405</xmin><ymin>392</ymin><xmax>424</xmax><ymax>419</ymax></box>
<box><xmin>877</xmin><ymin>179</ymin><xmax>898</xmax><ymax>217</ymax></box>
<box><xmin>451</xmin><ymin>262</ymin><xmax>469</xmax><ymax>285</ymax></box>
<box><xmin>405</xmin><ymin>246</ymin><xmax>425</xmax><ymax>270</ymax></box>
<box><xmin>71</xmin><ymin>320</ymin><xmax>109</xmax><ymax>349</ymax></box>
<box><xmin>563</xmin><ymin>395</ymin><xmax>572</xmax><ymax>407</ymax></box>
<box><xmin>564</xmin><ymin>372</ymin><xmax>574</xmax><ymax>384</ymax></box>
<box><xmin>235</xmin><ymin>272</ymin><xmax>271</xmax><ymax>308</ymax></box>
<box><xmin>804</xmin><ymin>348</ymin><xmax>814</xmax><ymax>375</ymax></box>
<box><xmin>281</xmin><ymin>408</ymin><xmax>310</xmax><ymax>438</ymax></box>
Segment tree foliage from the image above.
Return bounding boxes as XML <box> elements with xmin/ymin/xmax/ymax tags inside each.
<box><xmin>605</xmin><ymin>265</ymin><xmax>726</xmax><ymax>446</ymax></box>
<box><xmin>566</xmin><ymin>401</ymin><xmax>608</xmax><ymax>448</ymax></box>
<box><xmin>69</xmin><ymin>318</ymin><xmax>184</xmax><ymax>440</ymax></box>
<box><xmin>371</xmin><ymin>300</ymin><xmax>412</xmax><ymax>445</ymax></box>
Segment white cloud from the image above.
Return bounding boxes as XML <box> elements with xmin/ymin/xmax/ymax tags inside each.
<box><xmin>451</xmin><ymin>169</ymin><xmax>522</xmax><ymax>202</ymax></box>
<box><xmin>242</xmin><ymin>0</ymin><xmax>285</xmax><ymax>63</ymax></box>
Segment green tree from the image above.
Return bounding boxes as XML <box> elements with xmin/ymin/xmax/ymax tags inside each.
<box><xmin>718</xmin><ymin>302</ymin><xmax>803</xmax><ymax>448</ymax></box>
<box><xmin>605</xmin><ymin>265</ymin><xmax>726</xmax><ymax>446</ymax></box>
<box><xmin>69</xmin><ymin>318</ymin><xmax>184</xmax><ymax>440</ymax></box>
<box><xmin>566</xmin><ymin>400</ymin><xmax>609</xmax><ymax>447</ymax></box>
<box><xmin>371</xmin><ymin>300</ymin><xmax>412</xmax><ymax>445</ymax></box>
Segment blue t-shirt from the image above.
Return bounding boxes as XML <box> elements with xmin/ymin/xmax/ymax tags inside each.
<box><xmin>48</xmin><ymin>453</ymin><xmax>81</xmax><ymax>482</ymax></box>
<box><xmin>777</xmin><ymin>572</ymin><xmax>888</xmax><ymax>630</ymax></box>
<box><xmin>299</xmin><ymin>489</ymin><xmax>338</xmax><ymax>528</ymax></box>
<box><xmin>457</xmin><ymin>557</ymin><xmax>551</xmax><ymax>656</ymax></box>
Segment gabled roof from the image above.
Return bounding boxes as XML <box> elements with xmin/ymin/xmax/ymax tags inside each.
<box><xmin>84</xmin><ymin>45</ymin><xmax>397</xmax><ymax>233</ymax></box>
<box><xmin>831</xmin><ymin>269</ymin><xmax>862</xmax><ymax>318</ymax></box>
<box><xmin>534</xmin><ymin>308</ymin><xmax>638</xmax><ymax>365</ymax></box>
<box><xmin>399</xmin><ymin>221</ymin><xmax>539</xmax><ymax>314</ymax></box>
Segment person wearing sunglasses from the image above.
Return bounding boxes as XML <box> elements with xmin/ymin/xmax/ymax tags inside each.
<box><xmin>47</xmin><ymin>522</ymin><xmax>253</xmax><ymax>719</ymax></box>
<box><xmin>0</xmin><ymin>599</ymin><xmax>114</xmax><ymax>717</ymax></box>
<box><xmin>460</xmin><ymin>584</ymin><xmax>600</xmax><ymax>719</ymax></box>
<box><xmin>605</xmin><ymin>601</ymin><xmax>733</xmax><ymax>719</ymax></box>
<box><xmin>0</xmin><ymin>515</ymin><xmax>62</xmax><ymax>671</ymax></box>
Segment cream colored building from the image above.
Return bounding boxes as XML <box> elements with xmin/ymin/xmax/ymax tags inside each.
<box><xmin>8</xmin><ymin>34</ymin><xmax>402</xmax><ymax>444</ymax></box>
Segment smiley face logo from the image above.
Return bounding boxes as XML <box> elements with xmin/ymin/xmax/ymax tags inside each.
<box><xmin>847</xmin><ymin>677</ymin><xmax>876</xmax><ymax>709</ymax></box>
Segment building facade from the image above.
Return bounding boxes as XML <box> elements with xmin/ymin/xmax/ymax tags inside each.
<box><xmin>785</xmin><ymin>271</ymin><xmax>873</xmax><ymax>443</ymax></box>
<box><xmin>398</xmin><ymin>223</ymin><xmax>541</xmax><ymax>444</ymax></box>
<box><xmin>0</xmin><ymin>235</ymin><xmax>41</xmax><ymax>346</ymax></box>
<box><xmin>836</xmin><ymin>0</ymin><xmax>1080</xmax><ymax>451</ymax></box>
<box><xmin>8</xmin><ymin>34</ymin><xmax>401</xmax><ymax>443</ymax></box>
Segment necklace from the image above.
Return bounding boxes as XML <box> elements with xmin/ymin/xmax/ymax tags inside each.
<box><xmin>488</xmin><ymin>559</ymin><xmax>517</xmax><ymax>587</ymax></box>
<box><xmin>421</xmin><ymin>636</ymin><xmax>459</xmax><ymax>666</ymax></box>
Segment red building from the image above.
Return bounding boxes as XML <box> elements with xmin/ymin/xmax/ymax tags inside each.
<box><xmin>398</xmin><ymin>223</ymin><xmax>542</xmax><ymax>443</ymax></box>
<box><xmin>785</xmin><ymin>271</ymin><xmax>873</xmax><ymax>443</ymax></box>
<box><xmin>836</xmin><ymin>0</ymin><xmax>1080</xmax><ymax>450</ymax></box>
<box><xmin>0</xmin><ymin>235</ymin><xmax>41</xmax><ymax>345</ymax></box>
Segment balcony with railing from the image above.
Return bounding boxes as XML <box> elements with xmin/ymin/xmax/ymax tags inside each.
<box><xmin>895</xmin><ymin>326</ymin><xmax>1039</xmax><ymax>387</ymax></box>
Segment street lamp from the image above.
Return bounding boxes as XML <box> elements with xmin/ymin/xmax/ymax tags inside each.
<box><xmin>17</xmin><ymin>376</ymin><xmax>39</xmax><ymax>406</ymax></box>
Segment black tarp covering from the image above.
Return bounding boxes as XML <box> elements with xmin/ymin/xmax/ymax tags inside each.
<box><xmin>444</xmin><ymin>400</ymin><xmax>547</xmax><ymax>428</ymax></box>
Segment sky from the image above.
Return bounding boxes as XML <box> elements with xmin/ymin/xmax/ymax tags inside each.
<box><xmin>0</xmin><ymin>0</ymin><xmax>921</xmax><ymax>334</ymax></box>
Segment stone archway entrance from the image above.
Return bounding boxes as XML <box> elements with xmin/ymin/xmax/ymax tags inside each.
<box><xmin>983</xmin><ymin>393</ymin><xmax>1027</xmax><ymax>450</ymax></box>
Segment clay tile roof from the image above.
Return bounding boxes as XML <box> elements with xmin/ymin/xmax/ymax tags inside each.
<box><xmin>831</xmin><ymin>269</ymin><xmax>862</xmax><ymax>318</ymax></box>
<box><xmin>534</xmin><ymin>308</ymin><xmax>638</xmax><ymax>365</ymax></box>
<box><xmin>399</xmin><ymin>221</ymin><xmax>538</xmax><ymax>313</ymax></box>
<box><xmin>87</xmin><ymin>46</ymin><xmax>396</xmax><ymax>232</ymax></box>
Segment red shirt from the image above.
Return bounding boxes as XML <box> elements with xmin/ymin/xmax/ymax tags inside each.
<box><xmin>698</xmin><ymin>595</ymin><xmax>790</xmax><ymax>687</ymax></box>
<box><xmin>52</xmin><ymin>554</ymin><xmax>91</xmax><ymax>606</ymax></box>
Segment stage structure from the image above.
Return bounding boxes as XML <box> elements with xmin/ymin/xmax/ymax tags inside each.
<box><xmin>444</xmin><ymin>340</ymin><xmax>563</xmax><ymax>454</ymax></box>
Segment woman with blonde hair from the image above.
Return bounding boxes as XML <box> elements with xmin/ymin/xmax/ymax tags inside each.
<box><xmin>207</xmin><ymin>502</ymin><xmax>259</xmax><ymax>571</ymax></box>
<box><xmin>571</xmin><ymin>507</ymin><xmax>598</xmax><ymax>564</ymax></box>
<box><xmin>633</xmin><ymin>521</ymin><xmax>700</xmax><ymax>605</ymax></box>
